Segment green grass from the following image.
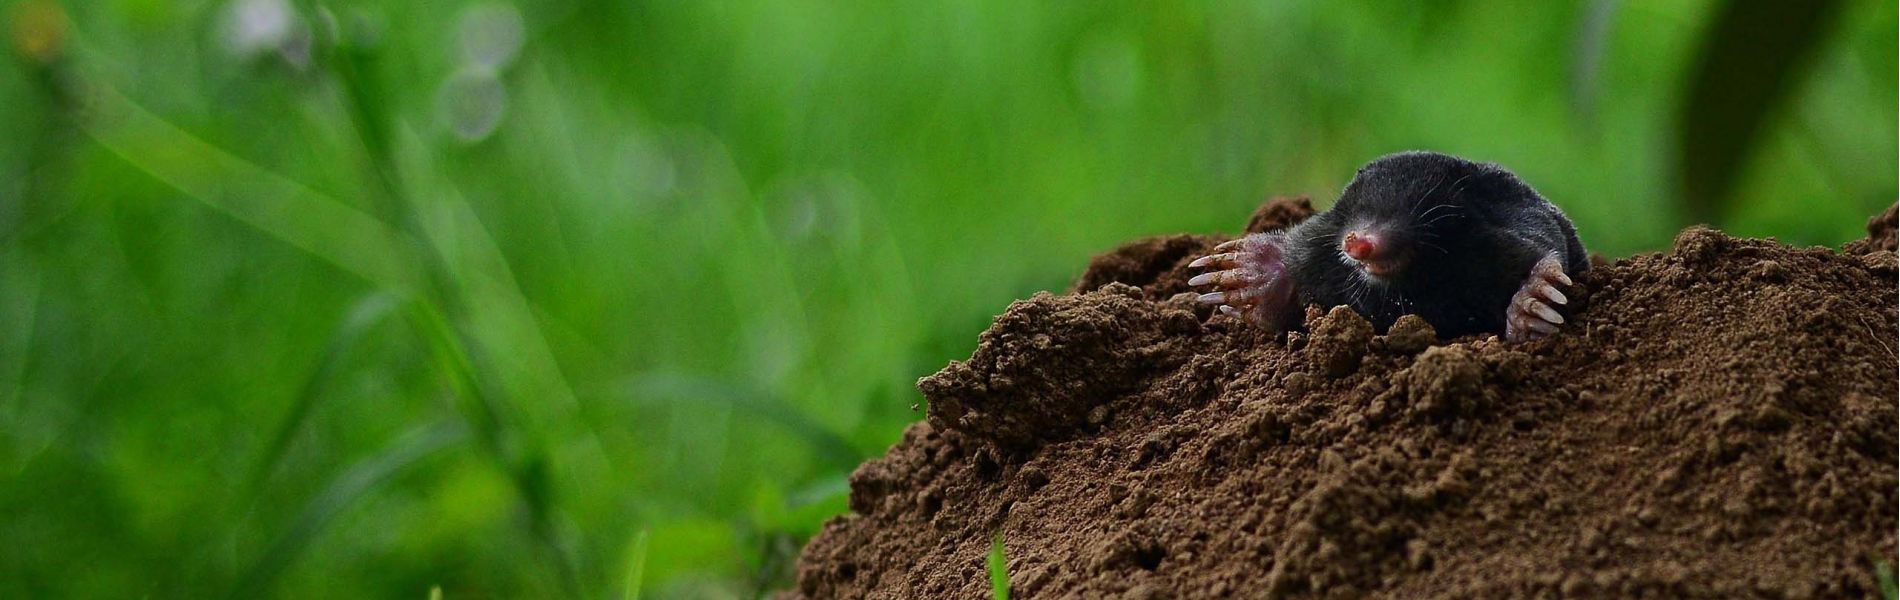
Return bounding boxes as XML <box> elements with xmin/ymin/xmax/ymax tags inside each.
<box><xmin>0</xmin><ymin>1</ymin><xmax>1892</xmax><ymax>598</ymax></box>
<box><xmin>623</xmin><ymin>529</ymin><xmax>650</xmax><ymax>600</ymax></box>
<box><xmin>1879</xmin><ymin>559</ymin><xmax>1898</xmax><ymax>600</ymax></box>
<box><xmin>990</xmin><ymin>531</ymin><xmax>1012</xmax><ymax>600</ymax></box>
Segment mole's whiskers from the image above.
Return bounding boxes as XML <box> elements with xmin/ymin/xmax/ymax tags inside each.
<box><xmin>1411</xmin><ymin>170</ymin><xmax>1451</xmax><ymax>215</ymax></box>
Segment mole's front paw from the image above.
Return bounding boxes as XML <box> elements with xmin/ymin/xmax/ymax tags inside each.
<box><xmin>1505</xmin><ymin>255</ymin><xmax>1574</xmax><ymax>342</ymax></box>
<box><xmin>1189</xmin><ymin>232</ymin><xmax>1295</xmax><ymax>331</ymax></box>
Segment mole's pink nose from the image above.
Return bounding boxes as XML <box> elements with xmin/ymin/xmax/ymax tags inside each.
<box><xmin>1343</xmin><ymin>231</ymin><xmax>1380</xmax><ymax>260</ymax></box>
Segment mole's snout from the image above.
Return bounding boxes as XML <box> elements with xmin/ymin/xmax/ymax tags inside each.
<box><xmin>1341</xmin><ymin>230</ymin><xmax>1402</xmax><ymax>277</ymax></box>
<box><xmin>1342</xmin><ymin>230</ymin><xmax>1382</xmax><ymax>261</ymax></box>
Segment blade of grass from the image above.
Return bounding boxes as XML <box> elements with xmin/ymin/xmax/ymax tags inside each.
<box><xmin>1</xmin><ymin>259</ymin><xmax>41</xmax><ymax>427</ymax></box>
<box><xmin>386</xmin><ymin>123</ymin><xmax>601</xmax><ymax>458</ymax></box>
<box><xmin>1876</xmin><ymin>558</ymin><xmax>1896</xmax><ymax>600</ymax></box>
<box><xmin>402</xmin><ymin>299</ymin><xmax>584</xmax><ymax>599</ymax></box>
<box><xmin>241</xmin><ymin>292</ymin><xmax>403</xmax><ymax>501</ymax></box>
<box><xmin>622</xmin><ymin>530</ymin><xmax>650</xmax><ymax>600</ymax></box>
<box><xmin>388</xmin><ymin>125</ymin><xmax>604</xmax><ymax>597</ymax></box>
<box><xmin>76</xmin><ymin>75</ymin><xmax>422</xmax><ymax>292</ymax></box>
<box><xmin>226</xmin><ymin>421</ymin><xmax>469</xmax><ymax>600</ymax></box>
<box><xmin>989</xmin><ymin>531</ymin><xmax>1010</xmax><ymax>600</ymax></box>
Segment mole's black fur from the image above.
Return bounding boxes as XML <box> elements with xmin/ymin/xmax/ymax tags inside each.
<box><xmin>1268</xmin><ymin>151</ymin><xmax>1587</xmax><ymax>337</ymax></box>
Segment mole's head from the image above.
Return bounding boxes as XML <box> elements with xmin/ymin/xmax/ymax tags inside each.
<box><xmin>1321</xmin><ymin>151</ymin><xmax>1485</xmax><ymax>283</ymax></box>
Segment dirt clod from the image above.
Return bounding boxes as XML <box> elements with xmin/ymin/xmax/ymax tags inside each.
<box><xmin>1308</xmin><ymin>306</ymin><xmax>1374</xmax><ymax>378</ymax></box>
<box><xmin>1382</xmin><ymin>314</ymin><xmax>1437</xmax><ymax>355</ymax></box>
<box><xmin>1401</xmin><ymin>346</ymin><xmax>1487</xmax><ymax>422</ymax></box>
<box><xmin>1845</xmin><ymin>203</ymin><xmax>1898</xmax><ymax>255</ymax></box>
<box><xmin>788</xmin><ymin>202</ymin><xmax>1899</xmax><ymax>599</ymax></box>
<box><xmin>1245</xmin><ymin>196</ymin><xmax>1317</xmax><ymax>234</ymax></box>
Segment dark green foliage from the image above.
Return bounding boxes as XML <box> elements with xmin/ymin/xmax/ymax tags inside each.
<box><xmin>1678</xmin><ymin>0</ymin><xmax>1848</xmax><ymax>224</ymax></box>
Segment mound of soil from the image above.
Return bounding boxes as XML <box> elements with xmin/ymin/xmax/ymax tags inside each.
<box><xmin>787</xmin><ymin>199</ymin><xmax>1900</xmax><ymax>599</ymax></box>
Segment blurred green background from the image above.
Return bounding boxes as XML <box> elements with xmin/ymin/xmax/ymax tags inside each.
<box><xmin>0</xmin><ymin>0</ymin><xmax>1891</xmax><ymax>597</ymax></box>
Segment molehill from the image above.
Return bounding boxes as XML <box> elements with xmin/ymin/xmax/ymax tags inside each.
<box><xmin>786</xmin><ymin>199</ymin><xmax>1900</xmax><ymax>599</ymax></box>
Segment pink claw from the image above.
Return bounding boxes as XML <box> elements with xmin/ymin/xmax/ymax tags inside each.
<box><xmin>1505</xmin><ymin>254</ymin><xmax>1574</xmax><ymax>342</ymax></box>
<box><xmin>1188</xmin><ymin>232</ymin><xmax>1296</xmax><ymax>331</ymax></box>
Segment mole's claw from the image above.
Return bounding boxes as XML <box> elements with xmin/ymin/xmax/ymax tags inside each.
<box><xmin>1523</xmin><ymin>318</ymin><xmax>1559</xmax><ymax>334</ymax></box>
<box><xmin>1190</xmin><ymin>252</ymin><xmax>1241</xmax><ymax>269</ymax></box>
<box><xmin>1529</xmin><ymin>254</ymin><xmax>1573</xmax><ymax>286</ymax></box>
<box><xmin>1199</xmin><ymin>282</ymin><xmax>1265</xmax><ymax>308</ymax></box>
<box><xmin>1534</xmin><ymin>284</ymin><xmax>1568</xmax><ymax>306</ymax></box>
<box><xmin>1505</xmin><ymin>308</ymin><xmax>1560</xmax><ymax>341</ymax></box>
<box><xmin>1513</xmin><ymin>291</ymin><xmax>1564</xmax><ymax>323</ymax></box>
<box><xmin>1529</xmin><ymin>301</ymin><xmax>1564</xmax><ymax>325</ymax></box>
<box><xmin>1189</xmin><ymin>269</ymin><xmax>1251</xmax><ymax>288</ymax></box>
<box><xmin>1505</xmin><ymin>254</ymin><xmax>1576</xmax><ymax>342</ymax></box>
<box><xmin>1186</xmin><ymin>231</ymin><xmax>1296</xmax><ymax>332</ymax></box>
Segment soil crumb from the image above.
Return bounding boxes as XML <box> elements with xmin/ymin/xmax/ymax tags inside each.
<box><xmin>1245</xmin><ymin>196</ymin><xmax>1317</xmax><ymax>234</ymax></box>
<box><xmin>788</xmin><ymin>202</ymin><xmax>1899</xmax><ymax>599</ymax></box>
<box><xmin>1846</xmin><ymin>203</ymin><xmax>1898</xmax><ymax>255</ymax></box>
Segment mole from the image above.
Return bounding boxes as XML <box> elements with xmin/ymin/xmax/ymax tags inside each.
<box><xmin>1188</xmin><ymin>151</ymin><xmax>1588</xmax><ymax>341</ymax></box>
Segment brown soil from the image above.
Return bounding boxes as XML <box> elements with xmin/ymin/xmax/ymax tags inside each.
<box><xmin>788</xmin><ymin>199</ymin><xmax>1900</xmax><ymax>599</ymax></box>
<box><xmin>1845</xmin><ymin>204</ymin><xmax>1898</xmax><ymax>256</ymax></box>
